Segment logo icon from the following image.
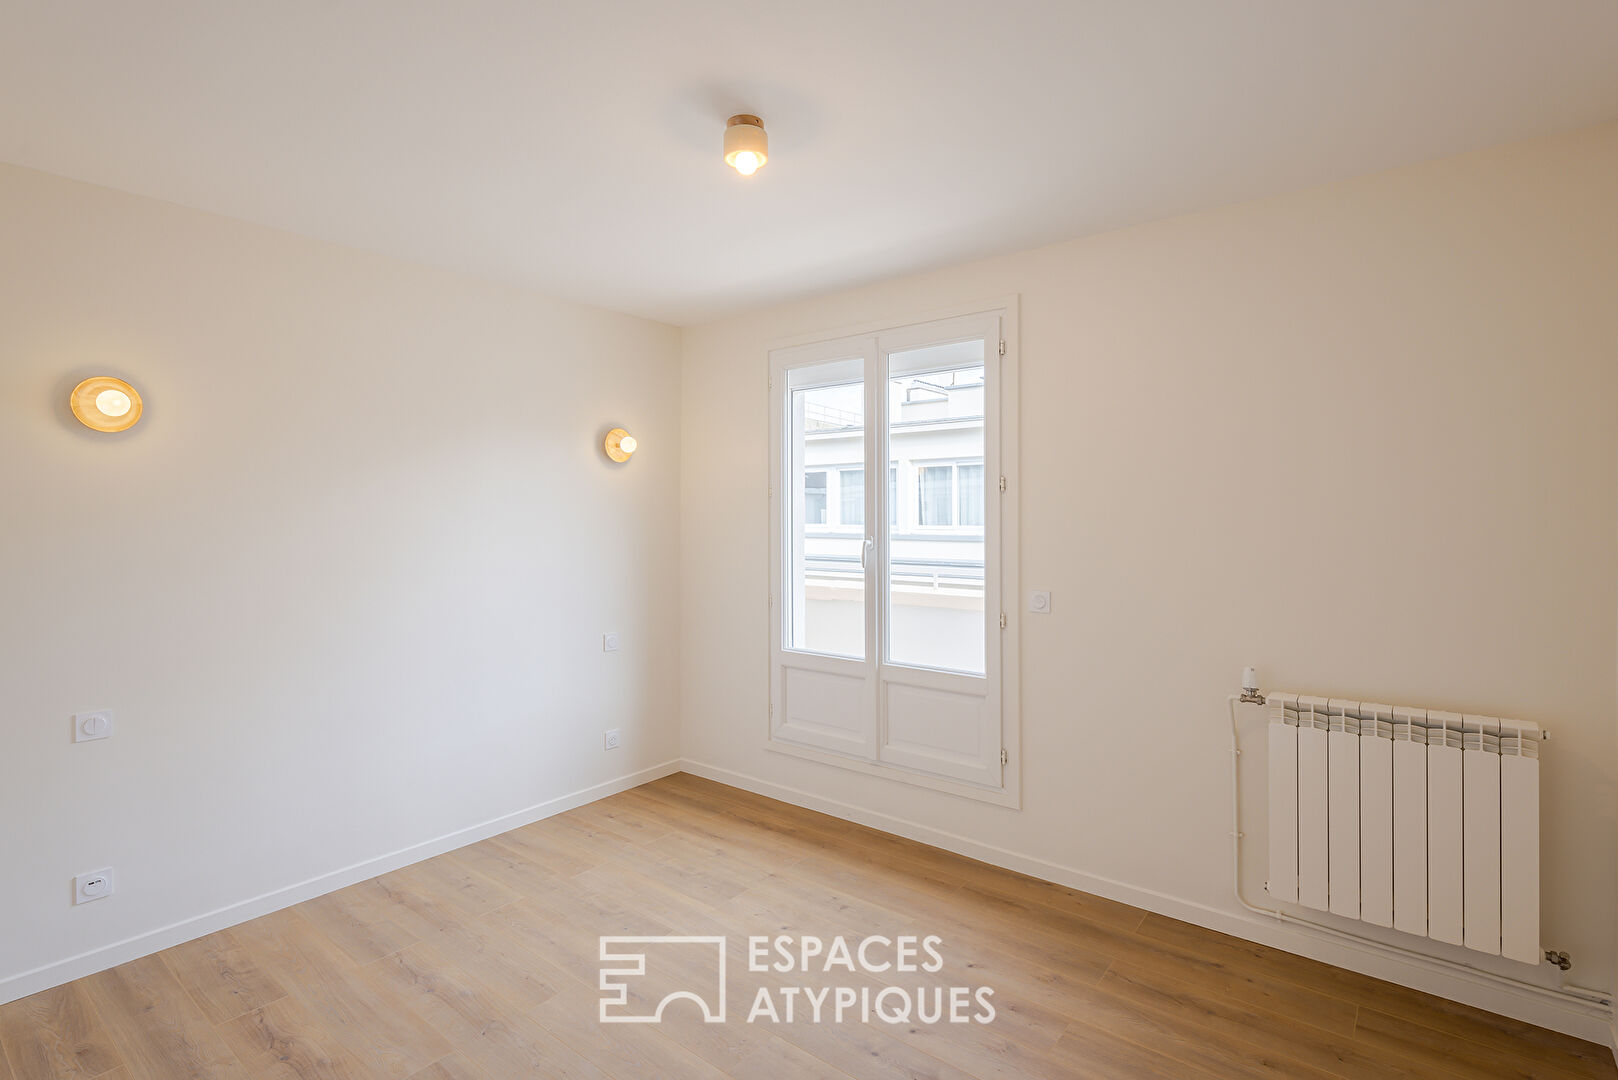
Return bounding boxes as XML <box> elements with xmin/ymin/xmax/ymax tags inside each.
<box><xmin>599</xmin><ymin>936</ymin><xmax>727</xmax><ymax>1023</ymax></box>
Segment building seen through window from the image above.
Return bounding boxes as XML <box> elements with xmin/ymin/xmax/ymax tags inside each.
<box><xmin>794</xmin><ymin>364</ymin><xmax>985</xmax><ymax>673</ymax></box>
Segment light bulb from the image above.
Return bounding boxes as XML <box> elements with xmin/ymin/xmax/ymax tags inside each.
<box><xmin>70</xmin><ymin>377</ymin><xmax>142</xmax><ymax>432</ymax></box>
<box><xmin>619</xmin><ymin>435</ymin><xmax>638</xmax><ymax>454</ymax></box>
<box><xmin>95</xmin><ymin>389</ymin><xmax>132</xmax><ymax>417</ymax></box>
<box><xmin>732</xmin><ymin>151</ymin><xmax>759</xmax><ymax>176</ymax></box>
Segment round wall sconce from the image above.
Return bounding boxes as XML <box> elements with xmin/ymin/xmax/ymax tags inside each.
<box><xmin>70</xmin><ymin>377</ymin><xmax>143</xmax><ymax>433</ymax></box>
<box><xmin>605</xmin><ymin>427</ymin><xmax>634</xmax><ymax>463</ymax></box>
<box><xmin>604</xmin><ymin>428</ymin><xmax>638</xmax><ymax>463</ymax></box>
<box><xmin>724</xmin><ymin>114</ymin><xmax>768</xmax><ymax>176</ymax></box>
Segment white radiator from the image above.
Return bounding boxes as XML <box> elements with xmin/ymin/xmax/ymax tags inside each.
<box><xmin>1265</xmin><ymin>693</ymin><xmax>1541</xmax><ymax>965</ymax></box>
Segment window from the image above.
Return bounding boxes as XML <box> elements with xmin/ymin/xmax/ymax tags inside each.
<box><xmin>839</xmin><ymin>468</ymin><xmax>863</xmax><ymax>526</ymax></box>
<box><xmin>804</xmin><ymin>471</ymin><xmax>827</xmax><ymax>526</ymax></box>
<box><xmin>787</xmin><ymin>378</ymin><xmax>864</xmax><ymax>658</ymax></box>
<box><xmin>959</xmin><ymin>463</ymin><xmax>984</xmax><ymax>527</ymax></box>
<box><xmin>917</xmin><ymin>465</ymin><xmax>953</xmax><ymax>525</ymax></box>
<box><xmin>907</xmin><ymin>459</ymin><xmax>983</xmax><ymax>529</ymax></box>
<box><xmin>768</xmin><ymin>306</ymin><xmax>1019</xmax><ymax>805</ymax></box>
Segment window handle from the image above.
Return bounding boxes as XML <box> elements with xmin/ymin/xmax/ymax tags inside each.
<box><xmin>860</xmin><ymin>535</ymin><xmax>874</xmax><ymax>571</ymax></box>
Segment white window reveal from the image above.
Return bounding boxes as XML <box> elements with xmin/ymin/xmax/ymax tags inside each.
<box><xmin>767</xmin><ymin>305</ymin><xmax>1020</xmax><ymax>804</ymax></box>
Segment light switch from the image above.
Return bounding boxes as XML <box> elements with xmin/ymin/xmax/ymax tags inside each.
<box><xmin>73</xmin><ymin>710</ymin><xmax>114</xmax><ymax>742</ymax></box>
<box><xmin>1027</xmin><ymin>591</ymin><xmax>1051</xmax><ymax>614</ymax></box>
<box><xmin>603</xmin><ymin>633</ymin><xmax>620</xmax><ymax>652</ymax></box>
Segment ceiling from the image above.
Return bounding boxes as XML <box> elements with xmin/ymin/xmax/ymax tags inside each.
<box><xmin>3</xmin><ymin>2</ymin><xmax>1616</xmax><ymax>325</ymax></box>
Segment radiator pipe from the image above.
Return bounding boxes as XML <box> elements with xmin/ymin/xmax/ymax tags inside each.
<box><xmin>1225</xmin><ymin>693</ymin><xmax>1610</xmax><ymax>1011</ymax></box>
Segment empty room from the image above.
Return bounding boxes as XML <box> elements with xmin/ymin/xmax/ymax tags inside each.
<box><xmin>3</xmin><ymin>2</ymin><xmax>1617</xmax><ymax>1078</ymax></box>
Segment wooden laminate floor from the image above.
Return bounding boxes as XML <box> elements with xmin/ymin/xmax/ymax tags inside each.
<box><xmin>1</xmin><ymin>773</ymin><xmax>1612</xmax><ymax>1080</ymax></box>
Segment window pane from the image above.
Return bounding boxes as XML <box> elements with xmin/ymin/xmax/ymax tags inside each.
<box><xmin>840</xmin><ymin>468</ymin><xmax>863</xmax><ymax>526</ymax></box>
<box><xmin>958</xmin><ymin>463</ymin><xmax>984</xmax><ymax>527</ymax></box>
<box><xmin>788</xmin><ymin>377</ymin><xmax>864</xmax><ymax>658</ymax></box>
<box><xmin>804</xmin><ymin>471</ymin><xmax>827</xmax><ymax>525</ymax></box>
<box><xmin>888</xmin><ymin>465</ymin><xmax>897</xmax><ymax>527</ymax></box>
<box><xmin>887</xmin><ymin>349</ymin><xmax>985</xmax><ymax>674</ymax></box>
<box><xmin>917</xmin><ymin>466</ymin><xmax>953</xmax><ymax>526</ymax></box>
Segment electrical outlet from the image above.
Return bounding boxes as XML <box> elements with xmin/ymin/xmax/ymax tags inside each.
<box><xmin>74</xmin><ymin>868</ymin><xmax>114</xmax><ymax>905</ymax></box>
<box><xmin>603</xmin><ymin>729</ymin><xmax>621</xmax><ymax>750</ymax></box>
<box><xmin>603</xmin><ymin>633</ymin><xmax>620</xmax><ymax>652</ymax></box>
<box><xmin>73</xmin><ymin>710</ymin><xmax>114</xmax><ymax>742</ymax></box>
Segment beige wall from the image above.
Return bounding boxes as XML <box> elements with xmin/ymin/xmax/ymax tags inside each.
<box><xmin>679</xmin><ymin>124</ymin><xmax>1618</xmax><ymax>1033</ymax></box>
<box><xmin>0</xmin><ymin>164</ymin><xmax>682</xmax><ymax>997</ymax></box>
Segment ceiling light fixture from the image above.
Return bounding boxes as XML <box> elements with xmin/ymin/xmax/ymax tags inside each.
<box><xmin>70</xmin><ymin>377</ymin><xmax>143</xmax><ymax>432</ymax></box>
<box><xmin>724</xmin><ymin>114</ymin><xmax>768</xmax><ymax>177</ymax></box>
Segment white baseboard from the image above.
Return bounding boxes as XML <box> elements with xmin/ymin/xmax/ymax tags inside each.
<box><xmin>0</xmin><ymin>758</ymin><xmax>682</xmax><ymax>1007</ymax></box>
<box><xmin>679</xmin><ymin>759</ymin><xmax>1615</xmax><ymax>1045</ymax></box>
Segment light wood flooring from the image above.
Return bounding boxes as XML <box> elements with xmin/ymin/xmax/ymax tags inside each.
<box><xmin>1</xmin><ymin>772</ymin><xmax>1612</xmax><ymax>1079</ymax></box>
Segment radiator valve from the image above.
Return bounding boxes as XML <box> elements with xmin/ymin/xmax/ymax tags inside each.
<box><xmin>1239</xmin><ymin>666</ymin><xmax>1265</xmax><ymax>704</ymax></box>
<box><xmin>1545</xmin><ymin>949</ymin><xmax>1572</xmax><ymax>971</ymax></box>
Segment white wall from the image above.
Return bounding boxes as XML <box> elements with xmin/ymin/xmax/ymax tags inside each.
<box><xmin>679</xmin><ymin>124</ymin><xmax>1618</xmax><ymax>1035</ymax></box>
<box><xmin>2</xmin><ymin>121</ymin><xmax>1613</xmax><ymax>1037</ymax></box>
<box><xmin>0</xmin><ymin>164</ymin><xmax>682</xmax><ymax>998</ymax></box>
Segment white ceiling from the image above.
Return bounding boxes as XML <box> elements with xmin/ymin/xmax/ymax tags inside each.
<box><xmin>3</xmin><ymin>2</ymin><xmax>1616</xmax><ymax>325</ymax></box>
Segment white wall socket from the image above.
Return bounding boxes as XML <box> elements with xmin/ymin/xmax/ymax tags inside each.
<box><xmin>602</xmin><ymin>633</ymin><xmax>620</xmax><ymax>652</ymax></box>
<box><xmin>73</xmin><ymin>710</ymin><xmax>114</xmax><ymax>742</ymax></box>
<box><xmin>74</xmin><ymin>868</ymin><xmax>115</xmax><ymax>904</ymax></box>
<box><xmin>603</xmin><ymin>729</ymin><xmax>621</xmax><ymax>750</ymax></box>
<box><xmin>1027</xmin><ymin>590</ymin><xmax>1052</xmax><ymax>613</ymax></box>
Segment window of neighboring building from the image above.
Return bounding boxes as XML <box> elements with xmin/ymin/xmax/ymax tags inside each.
<box><xmin>804</xmin><ymin>470</ymin><xmax>827</xmax><ymax>526</ymax></box>
<box><xmin>839</xmin><ymin>467</ymin><xmax>863</xmax><ymax>526</ymax></box>
<box><xmin>958</xmin><ymin>463</ymin><xmax>985</xmax><ymax>527</ymax></box>
<box><xmin>907</xmin><ymin>459</ymin><xmax>985</xmax><ymax>529</ymax></box>
<box><xmin>916</xmin><ymin>464</ymin><xmax>953</xmax><ymax>526</ymax></box>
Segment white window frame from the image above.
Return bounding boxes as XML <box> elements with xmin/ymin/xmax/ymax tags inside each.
<box><xmin>765</xmin><ymin>298</ymin><xmax>1021</xmax><ymax>807</ymax></box>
